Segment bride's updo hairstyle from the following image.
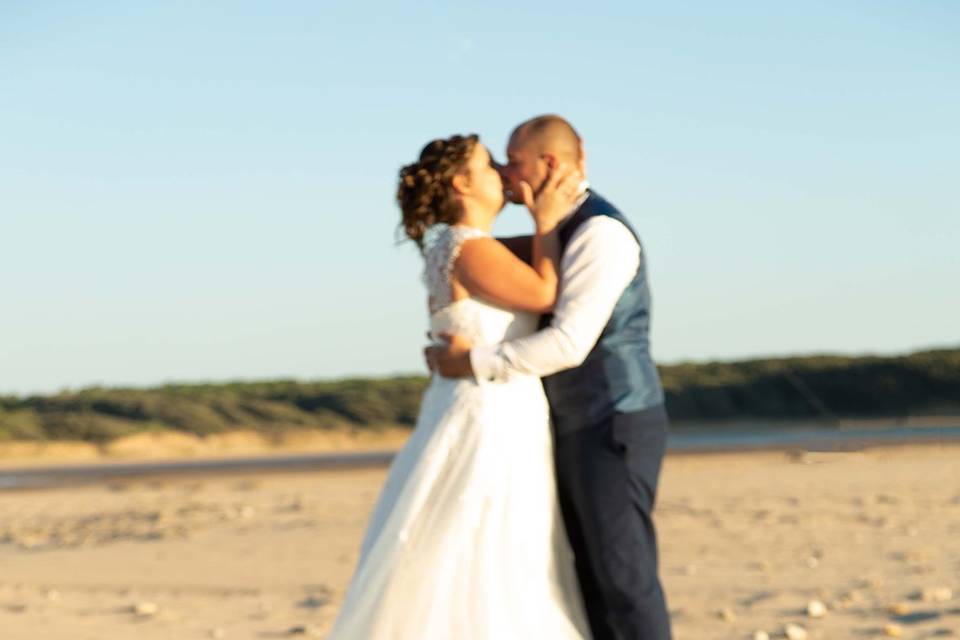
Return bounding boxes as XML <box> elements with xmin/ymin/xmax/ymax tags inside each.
<box><xmin>397</xmin><ymin>134</ymin><xmax>479</xmax><ymax>248</ymax></box>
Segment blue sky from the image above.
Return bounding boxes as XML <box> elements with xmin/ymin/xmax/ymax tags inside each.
<box><xmin>2</xmin><ymin>1</ymin><xmax>958</xmax><ymax>395</ymax></box>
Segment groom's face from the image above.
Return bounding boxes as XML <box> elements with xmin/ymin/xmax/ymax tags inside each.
<box><xmin>501</xmin><ymin>133</ymin><xmax>547</xmax><ymax>205</ymax></box>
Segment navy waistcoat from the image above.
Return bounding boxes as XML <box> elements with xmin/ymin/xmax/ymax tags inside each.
<box><xmin>540</xmin><ymin>191</ymin><xmax>665</xmax><ymax>433</ymax></box>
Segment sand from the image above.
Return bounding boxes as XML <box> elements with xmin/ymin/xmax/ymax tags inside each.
<box><xmin>1</xmin><ymin>443</ymin><xmax>958</xmax><ymax>639</ymax></box>
<box><xmin>0</xmin><ymin>428</ymin><xmax>413</xmax><ymax>468</ymax></box>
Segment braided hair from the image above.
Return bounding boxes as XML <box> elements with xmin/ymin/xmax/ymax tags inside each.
<box><xmin>397</xmin><ymin>134</ymin><xmax>479</xmax><ymax>248</ymax></box>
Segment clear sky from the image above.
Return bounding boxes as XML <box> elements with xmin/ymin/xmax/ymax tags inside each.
<box><xmin>2</xmin><ymin>2</ymin><xmax>958</xmax><ymax>395</ymax></box>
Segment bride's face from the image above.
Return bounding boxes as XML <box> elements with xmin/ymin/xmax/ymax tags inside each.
<box><xmin>501</xmin><ymin>133</ymin><xmax>546</xmax><ymax>205</ymax></box>
<box><xmin>462</xmin><ymin>144</ymin><xmax>505</xmax><ymax>213</ymax></box>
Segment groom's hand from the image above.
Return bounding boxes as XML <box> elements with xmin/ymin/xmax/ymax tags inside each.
<box><xmin>424</xmin><ymin>333</ymin><xmax>474</xmax><ymax>378</ymax></box>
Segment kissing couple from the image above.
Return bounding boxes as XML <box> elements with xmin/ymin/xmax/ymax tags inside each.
<box><xmin>330</xmin><ymin>115</ymin><xmax>672</xmax><ymax>640</ymax></box>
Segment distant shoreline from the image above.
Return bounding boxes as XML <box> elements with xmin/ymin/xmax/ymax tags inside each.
<box><xmin>4</xmin><ymin>419</ymin><xmax>960</xmax><ymax>489</ymax></box>
<box><xmin>3</xmin><ymin>415</ymin><xmax>960</xmax><ymax>466</ymax></box>
<box><xmin>4</xmin><ymin>434</ymin><xmax>960</xmax><ymax>494</ymax></box>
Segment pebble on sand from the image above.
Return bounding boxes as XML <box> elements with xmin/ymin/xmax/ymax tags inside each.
<box><xmin>921</xmin><ymin>586</ymin><xmax>953</xmax><ymax>603</ymax></box>
<box><xmin>806</xmin><ymin>599</ymin><xmax>827</xmax><ymax>618</ymax></box>
<box><xmin>753</xmin><ymin>631</ymin><xmax>770</xmax><ymax>640</ymax></box>
<box><xmin>133</xmin><ymin>602</ymin><xmax>159</xmax><ymax>617</ymax></box>
<box><xmin>883</xmin><ymin>623</ymin><xmax>903</xmax><ymax>637</ymax></box>
<box><xmin>784</xmin><ymin>623</ymin><xmax>808</xmax><ymax>640</ymax></box>
<box><xmin>887</xmin><ymin>602</ymin><xmax>911</xmax><ymax>616</ymax></box>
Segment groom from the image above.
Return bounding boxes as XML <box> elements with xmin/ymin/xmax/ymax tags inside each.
<box><xmin>427</xmin><ymin>114</ymin><xmax>672</xmax><ymax>640</ymax></box>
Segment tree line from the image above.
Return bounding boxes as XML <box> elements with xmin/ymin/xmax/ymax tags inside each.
<box><xmin>2</xmin><ymin>348</ymin><xmax>957</xmax><ymax>443</ymax></box>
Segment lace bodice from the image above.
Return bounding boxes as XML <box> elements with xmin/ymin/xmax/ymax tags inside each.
<box><xmin>421</xmin><ymin>223</ymin><xmax>538</xmax><ymax>349</ymax></box>
<box><xmin>423</xmin><ymin>223</ymin><xmax>488</xmax><ymax>315</ymax></box>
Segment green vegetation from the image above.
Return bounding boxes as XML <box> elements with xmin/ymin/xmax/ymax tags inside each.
<box><xmin>1</xmin><ymin>348</ymin><xmax>957</xmax><ymax>443</ymax></box>
<box><xmin>659</xmin><ymin>347</ymin><xmax>960</xmax><ymax>422</ymax></box>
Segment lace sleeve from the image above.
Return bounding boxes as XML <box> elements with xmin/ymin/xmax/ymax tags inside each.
<box><xmin>422</xmin><ymin>223</ymin><xmax>488</xmax><ymax>314</ymax></box>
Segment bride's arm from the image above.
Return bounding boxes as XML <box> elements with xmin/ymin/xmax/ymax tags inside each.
<box><xmin>453</xmin><ymin>228</ymin><xmax>560</xmax><ymax>314</ymax></box>
<box><xmin>452</xmin><ymin>165</ymin><xmax>579</xmax><ymax>313</ymax></box>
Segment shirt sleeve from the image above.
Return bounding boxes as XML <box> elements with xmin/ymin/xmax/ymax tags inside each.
<box><xmin>470</xmin><ymin>216</ymin><xmax>641</xmax><ymax>383</ymax></box>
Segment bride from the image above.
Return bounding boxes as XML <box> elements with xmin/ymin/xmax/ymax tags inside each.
<box><xmin>328</xmin><ymin>134</ymin><xmax>590</xmax><ymax>639</ymax></box>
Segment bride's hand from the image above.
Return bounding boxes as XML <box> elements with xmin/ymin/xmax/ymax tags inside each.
<box><xmin>519</xmin><ymin>163</ymin><xmax>582</xmax><ymax>232</ymax></box>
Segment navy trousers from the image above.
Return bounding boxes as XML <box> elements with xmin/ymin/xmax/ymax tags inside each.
<box><xmin>553</xmin><ymin>404</ymin><xmax>672</xmax><ymax>640</ymax></box>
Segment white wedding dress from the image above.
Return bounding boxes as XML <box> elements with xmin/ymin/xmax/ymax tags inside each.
<box><xmin>328</xmin><ymin>224</ymin><xmax>589</xmax><ymax>639</ymax></box>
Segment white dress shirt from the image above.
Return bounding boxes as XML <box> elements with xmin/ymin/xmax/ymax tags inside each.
<box><xmin>470</xmin><ymin>191</ymin><xmax>641</xmax><ymax>383</ymax></box>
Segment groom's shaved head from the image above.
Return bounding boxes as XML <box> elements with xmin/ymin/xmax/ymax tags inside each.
<box><xmin>500</xmin><ymin>114</ymin><xmax>586</xmax><ymax>204</ymax></box>
<box><xmin>510</xmin><ymin>114</ymin><xmax>583</xmax><ymax>162</ymax></box>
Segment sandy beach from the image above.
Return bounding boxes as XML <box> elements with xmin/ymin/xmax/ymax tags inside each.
<box><xmin>1</xmin><ymin>442</ymin><xmax>958</xmax><ymax>639</ymax></box>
